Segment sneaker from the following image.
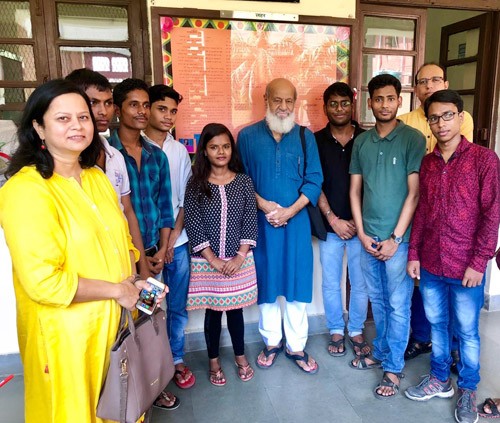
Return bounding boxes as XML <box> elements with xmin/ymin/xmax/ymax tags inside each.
<box><xmin>455</xmin><ymin>388</ymin><xmax>478</xmax><ymax>423</ymax></box>
<box><xmin>405</xmin><ymin>374</ymin><xmax>455</xmax><ymax>401</ymax></box>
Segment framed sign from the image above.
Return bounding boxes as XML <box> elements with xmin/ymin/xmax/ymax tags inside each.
<box><xmin>155</xmin><ymin>12</ymin><xmax>351</xmax><ymax>151</ymax></box>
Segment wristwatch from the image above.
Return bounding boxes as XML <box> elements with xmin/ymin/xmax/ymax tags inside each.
<box><xmin>390</xmin><ymin>232</ymin><xmax>403</xmax><ymax>245</ymax></box>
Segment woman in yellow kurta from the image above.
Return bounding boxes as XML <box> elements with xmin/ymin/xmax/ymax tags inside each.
<box><xmin>0</xmin><ymin>79</ymin><xmax>158</xmax><ymax>423</ymax></box>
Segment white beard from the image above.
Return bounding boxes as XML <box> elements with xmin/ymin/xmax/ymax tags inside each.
<box><xmin>265</xmin><ymin>108</ymin><xmax>296</xmax><ymax>134</ymax></box>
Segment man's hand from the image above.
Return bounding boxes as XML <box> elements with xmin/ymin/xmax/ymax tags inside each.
<box><xmin>266</xmin><ymin>205</ymin><xmax>293</xmax><ymax>227</ymax></box>
<box><xmin>359</xmin><ymin>233</ymin><xmax>380</xmax><ymax>255</ymax></box>
<box><xmin>407</xmin><ymin>260</ymin><xmax>421</xmax><ymax>279</ymax></box>
<box><xmin>147</xmin><ymin>253</ymin><xmax>164</xmax><ymax>275</ymax></box>
<box><xmin>462</xmin><ymin>267</ymin><xmax>484</xmax><ymax>287</ymax></box>
<box><xmin>331</xmin><ymin>218</ymin><xmax>356</xmax><ymax>240</ymax></box>
<box><xmin>374</xmin><ymin>239</ymin><xmax>398</xmax><ymax>261</ymax></box>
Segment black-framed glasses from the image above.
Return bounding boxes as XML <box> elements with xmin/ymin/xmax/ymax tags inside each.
<box><xmin>328</xmin><ymin>100</ymin><xmax>352</xmax><ymax>109</ymax></box>
<box><xmin>427</xmin><ymin>111</ymin><xmax>458</xmax><ymax>125</ymax></box>
<box><xmin>416</xmin><ymin>76</ymin><xmax>444</xmax><ymax>86</ymax></box>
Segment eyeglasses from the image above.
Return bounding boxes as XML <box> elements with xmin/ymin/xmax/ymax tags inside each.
<box><xmin>416</xmin><ymin>76</ymin><xmax>444</xmax><ymax>86</ymax></box>
<box><xmin>328</xmin><ymin>100</ymin><xmax>352</xmax><ymax>109</ymax></box>
<box><xmin>427</xmin><ymin>111</ymin><xmax>458</xmax><ymax>125</ymax></box>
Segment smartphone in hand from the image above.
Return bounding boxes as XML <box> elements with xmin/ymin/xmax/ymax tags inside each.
<box><xmin>135</xmin><ymin>277</ymin><xmax>165</xmax><ymax>315</ymax></box>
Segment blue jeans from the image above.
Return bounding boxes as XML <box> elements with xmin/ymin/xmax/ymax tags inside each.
<box><xmin>319</xmin><ymin>233</ymin><xmax>368</xmax><ymax>336</ymax></box>
<box><xmin>360</xmin><ymin>241</ymin><xmax>413</xmax><ymax>374</ymax></box>
<box><xmin>162</xmin><ymin>243</ymin><xmax>190</xmax><ymax>365</ymax></box>
<box><xmin>420</xmin><ymin>268</ymin><xmax>484</xmax><ymax>391</ymax></box>
<box><xmin>409</xmin><ymin>286</ymin><xmax>431</xmax><ymax>343</ymax></box>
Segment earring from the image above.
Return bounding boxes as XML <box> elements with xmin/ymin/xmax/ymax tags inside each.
<box><xmin>41</xmin><ymin>140</ymin><xmax>46</xmax><ymax>150</ymax></box>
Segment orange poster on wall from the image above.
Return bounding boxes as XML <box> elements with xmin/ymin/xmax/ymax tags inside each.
<box><xmin>161</xmin><ymin>17</ymin><xmax>350</xmax><ymax>152</ymax></box>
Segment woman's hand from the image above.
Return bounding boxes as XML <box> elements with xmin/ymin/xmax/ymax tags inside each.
<box><xmin>134</xmin><ymin>277</ymin><xmax>169</xmax><ymax>303</ymax></box>
<box><xmin>209</xmin><ymin>257</ymin><xmax>226</xmax><ymax>273</ymax></box>
<box><xmin>221</xmin><ymin>255</ymin><xmax>244</xmax><ymax>276</ymax></box>
<box><xmin>115</xmin><ymin>275</ymin><xmax>141</xmax><ymax>311</ymax></box>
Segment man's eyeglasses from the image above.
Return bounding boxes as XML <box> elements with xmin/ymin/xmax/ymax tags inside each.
<box><xmin>427</xmin><ymin>111</ymin><xmax>458</xmax><ymax>125</ymax></box>
<box><xmin>416</xmin><ymin>76</ymin><xmax>444</xmax><ymax>86</ymax></box>
<box><xmin>328</xmin><ymin>100</ymin><xmax>352</xmax><ymax>109</ymax></box>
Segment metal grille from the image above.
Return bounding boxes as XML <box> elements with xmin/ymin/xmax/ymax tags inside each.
<box><xmin>0</xmin><ymin>44</ymin><xmax>37</xmax><ymax>81</ymax></box>
<box><xmin>57</xmin><ymin>3</ymin><xmax>128</xmax><ymax>41</ymax></box>
<box><xmin>0</xmin><ymin>2</ymin><xmax>32</xmax><ymax>38</ymax></box>
<box><xmin>0</xmin><ymin>87</ymin><xmax>35</xmax><ymax>104</ymax></box>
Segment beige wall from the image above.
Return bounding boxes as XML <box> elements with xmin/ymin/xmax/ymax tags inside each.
<box><xmin>147</xmin><ymin>0</ymin><xmax>356</xmax><ymax>19</ymax></box>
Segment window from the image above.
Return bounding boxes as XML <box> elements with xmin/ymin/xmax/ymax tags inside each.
<box><xmin>356</xmin><ymin>5</ymin><xmax>427</xmax><ymax>126</ymax></box>
<box><xmin>0</xmin><ymin>0</ymin><xmax>149</xmax><ymax>123</ymax></box>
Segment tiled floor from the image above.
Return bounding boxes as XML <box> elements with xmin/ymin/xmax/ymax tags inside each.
<box><xmin>1</xmin><ymin>310</ymin><xmax>500</xmax><ymax>423</ymax></box>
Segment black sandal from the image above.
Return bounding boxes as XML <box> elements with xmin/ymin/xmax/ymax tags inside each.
<box><xmin>349</xmin><ymin>336</ymin><xmax>371</xmax><ymax>357</ymax></box>
<box><xmin>255</xmin><ymin>343</ymin><xmax>283</xmax><ymax>369</ymax></box>
<box><xmin>479</xmin><ymin>398</ymin><xmax>500</xmax><ymax>418</ymax></box>
<box><xmin>153</xmin><ymin>391</ymin><xmax>180</xmax><ymax>410</ymax></box>
<box><xmin>328</xmin><ymin>336</ymin><xmax>347</xmax><ymax>357</ymax></box>
<box><xmin>373</xmin><ymin>372</ymin><xmax>404</xmax><ymax>400</ymax></box>
<box><xmin>348</xmin><ymin>355</ymin><xmax>381</xmax><ymax>370</ymax></box>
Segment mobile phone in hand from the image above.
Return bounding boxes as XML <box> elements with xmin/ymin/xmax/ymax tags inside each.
<box><xmin>135</xmin><ymin>277</ymin><xmax>165</xmax><ymax>315</ymax></box>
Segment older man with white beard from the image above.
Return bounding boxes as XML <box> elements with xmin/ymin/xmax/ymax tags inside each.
<box><xmin>238</xmin><ymin>78</ymin><xmax>323</xmax><ymax>374</ymax></box>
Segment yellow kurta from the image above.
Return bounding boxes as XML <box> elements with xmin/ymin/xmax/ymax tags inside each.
<box><xmin>398</xmin><ymin>107</ymin><xmax>474</xmax><ymax>154</ymax></box>
<box><xmin>0</xmin><ymin>166</ymin><xmax>138</xmax><ymax>423</ymax></box>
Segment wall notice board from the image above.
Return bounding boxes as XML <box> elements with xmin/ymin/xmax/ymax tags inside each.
<box><xmin>155</xmin><ymin>12</ymin><xmax>351</xmax><ymax>152</ymax></box>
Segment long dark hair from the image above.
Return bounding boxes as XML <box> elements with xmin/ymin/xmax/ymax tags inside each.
<box><xmin>190</xmin><ymin>123</ymin><xmax>243</xmax><ymax>199</ymax></box>
<box><xmin>6</xmin><ymin>79</ymin><xmax>102</xmax><ymax>179</ymax></box>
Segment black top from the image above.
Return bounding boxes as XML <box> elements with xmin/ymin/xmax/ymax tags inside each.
<box><xmin>314</xmin><ymin>121</ymin><xmax>365</xmax><ymax>231</ymax></box>
<box><xmin>184</xmin><ymin>173</ymin><xmax>258</xmax><ymax>258</ymax></box>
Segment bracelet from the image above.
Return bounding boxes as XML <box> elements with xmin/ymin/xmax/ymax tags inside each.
<box><xmin>236</xmin><ymin>251</ymin><xmax>246</xmax><ymax>258</ymax></box>
<box><xmin>132</xmin><ymin>274</ymin><xmax>141</xmax><ymax>283</ymax></box>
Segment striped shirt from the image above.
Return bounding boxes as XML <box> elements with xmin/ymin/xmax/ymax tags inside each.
<box><xmin>109</xmin><ymin>130</ymin><xmax>174</xmax><ymax>249</ymax></box>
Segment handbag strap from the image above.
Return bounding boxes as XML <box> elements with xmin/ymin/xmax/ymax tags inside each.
<box><xmin>299</xmin><ymin>125</ymin><xmax>307</xmax><ymax>165</ymax></box>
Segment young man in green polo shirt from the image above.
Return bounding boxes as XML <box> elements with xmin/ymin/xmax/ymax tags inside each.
<box><xmin>349</xmin><ymin>74</ymin><xmax>426</xmax><ymax>399</ymax></box>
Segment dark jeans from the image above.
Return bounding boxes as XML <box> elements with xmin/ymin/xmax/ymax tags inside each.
<box><xmin>410</xmin><ymin>286</ymin><xmax>431</xmax><ymax>343</ymax></box>
<box><xmin>204</xmin><ymin>308</ymin><xmax>245</xmax><ymax>359</ymax></box>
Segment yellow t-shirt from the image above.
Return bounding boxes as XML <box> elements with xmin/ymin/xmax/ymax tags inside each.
<box><xmin>0</xmin><ymin>166</ymin><xmax>138</xmax><ymax>423</ymax></box>
<box><xmin>398</xmin><ymin>107</ymin><xmax>474</xmax><ymax>154</ymax></box>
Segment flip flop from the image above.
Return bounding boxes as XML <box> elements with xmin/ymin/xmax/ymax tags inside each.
<box><xmin>174</xmin><ymin>366</ymin><xmax>196</xmax><ymax>389</ymax></box>
<box><xmin>255</xmin><ymin>343</ymin><xmax>283</xmax><ymax>369</ymax></box>
<box><xmin>349</xmin><ymin>355</ymin><xmax>382</xmax><ymax>370</ymax></box>
<box><xmin>479</xmin><ymin>398</ymin><xmax>500</xmax><ymax>418</ymax></box>
<box><xmin>328</xmin><ymin>337</ymin><xmax>347</xmax><ymax>357</ymax></box>
<box><xmin>153</xmin><ymin>391</ymin><xmax>181</xmax><ymax>410</ymax></box>
<box><xmin>373</xmin><ymin>372</ymin><xmax>404</xmax><ymax>400</ymax></box>
<box><xmin>349</xmin><ymin>336</ymin><xmax>371</xmax><ymax>357</ymax></box>
<box><xmin>285</xmin><ymin>350</ymin><xmax>319</xmax><ymax>375</ymax></box>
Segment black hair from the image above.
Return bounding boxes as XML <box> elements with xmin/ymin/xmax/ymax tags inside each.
<box><xmin>322</xmin><ymin>82</ymin><xmax>354</xmax><ymax>104</ymax></box>
<box><xmin>368</xmin><ymin>74</ymin><xmax>402</xmax><ymax>97</ymax></box>
<box><xmin>149</xmin><ymin>84</ymin><xmax>183</xmax><ymax>105</ymax></box>
<box><xmin>113</xmin><ymin>78</ymin><xmax>149</xmax><ymax>109</ymax></box>
<box><xmin>6</xmin><ymin>79</ymin><xmax>102</xmax><ymax>179</ymax></box>
<box><xmin>415</xmin><ymin>62</ymin><xmax>446</xmax><ymax>85</ymax></box>
<box><xmin>424</xmin><ymin>89</ymin><xmax>464</xmax><ymax>118</ymax></box>
<box><xmin>190</xmin><ymin>123</ymin><xmax>243</xmax><ymax>199</ymax></box>
<box><xmin>65</xmin><ymin>68</ymin><xmax>112</xmax><ymax>92</ymax></box>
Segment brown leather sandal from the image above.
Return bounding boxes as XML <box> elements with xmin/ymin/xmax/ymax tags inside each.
<box><xmin>235</xmin><ymin>361</ymin><xmax>254</xmax><ymax>382</ymax></box>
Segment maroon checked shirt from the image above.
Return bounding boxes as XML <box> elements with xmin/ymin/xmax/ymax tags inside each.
<box><xmin>408</xmin><ymin>136</ymin><xmax>500</xmax><ymax>280</ymax></box>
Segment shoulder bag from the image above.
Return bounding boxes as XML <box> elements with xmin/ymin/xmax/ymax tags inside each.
<box><xmin>299</xmin><ymin>126</ymin><xmax>327</xmax><ymax>241</ymax></box>
<box><xmin>97</xmin><ymin>307</ymin><xmax>175</xmax><ymax>423</ymax></box>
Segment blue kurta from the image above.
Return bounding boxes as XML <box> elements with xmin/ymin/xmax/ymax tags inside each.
<box><xmin>237</xmin><ymin>120</ymin><xmax>323</xmax><ymax>304</ymax></box>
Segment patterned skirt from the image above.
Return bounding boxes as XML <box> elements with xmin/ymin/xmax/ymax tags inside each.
<box><xmin>187</xmin><ymin>251</ymin><xmax>258</xmax><ymax>311</ymax></box>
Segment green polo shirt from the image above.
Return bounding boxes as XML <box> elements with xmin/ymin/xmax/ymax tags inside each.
<box><xmin>349</xmin><ymin>121</ymin><xmax>425</xmax><ymax>241</ymax></box>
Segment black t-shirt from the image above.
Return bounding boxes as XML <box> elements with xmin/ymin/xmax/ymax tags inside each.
<box><xmin>314</xmin><ymin>121</ymin><xmax>365</xmax><ymax>231</ymax></box>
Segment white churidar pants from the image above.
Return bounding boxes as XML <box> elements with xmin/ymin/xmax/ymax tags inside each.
<box><xmin>258</xmin><ymin>299</ymin><xmax>309</xmax><ymax>352</ymax></box>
